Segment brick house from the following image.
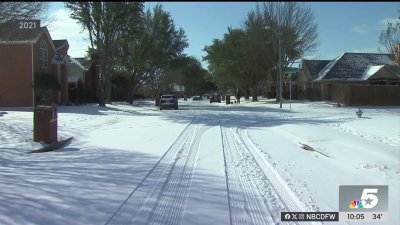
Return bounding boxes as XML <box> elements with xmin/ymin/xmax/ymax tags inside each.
<box><xmin>75</xmin><ymin>54</ymin><xmax>100</xmax><ymax>103</ymax></box>
<box><xmin>298</xmin><ymin>53</ymin><xmax>400</xmax><ymax>105</ymax></box>
<box><xmin>52</xmin><ymin>39</ymin><xmax>69</xmax><ymax>104</ymax></box>
<box><xmin>297</xmin><ymin>59</ymin><xmax>331</xmax><ymax>99</ymax></box>
<box><xmin>0</xmin><ymin>20</ymin><xmax>69</xmax><ymax>107</ymax></box>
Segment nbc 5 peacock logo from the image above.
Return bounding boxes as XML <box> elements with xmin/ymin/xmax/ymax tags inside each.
<box><xmin>339</xmin><ymin>185</ymin><xmax>388</xmax><ymax>213</ymax></box>
<box><xmin>349</xmin><ymin>188</ymin><xmax>378</xmax><ymax>209</ymax></box>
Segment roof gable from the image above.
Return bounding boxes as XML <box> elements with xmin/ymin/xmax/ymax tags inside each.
<box><xmin>302</xmin><ymin>59</ymin><xmax>331</xmax><ymax>79</ymax></box>
<box><xmin>74</xmin><ymin>57</ymin><xmax>93</xmax><ymax>70</ymax></box>
<box><xmin>316</xmin><ymin>53</ymin><xmax>398</xmax><ymax>81</ymax></box>
<box><xmin>53</xmin><ymin>39</ymin><xmax>68</xmax><ymax>50</ymax></box>
<box><xmin>68</xmin><ymin>55</ymin><xmax>86</xmax><ymax>71</ymax></box>
<box><xmin>362</xmin><ymin>65</ymin><xmax>400</xmax><ymax>80</ymax></box>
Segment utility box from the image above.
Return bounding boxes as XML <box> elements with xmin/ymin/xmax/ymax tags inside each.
<box><xmin>34</xmin><ymin>105</ymin><xmax>57</xmax><ymax>143</ymax></box>
<box><xmin>226</xmin><ymin>95</ymin><xmax>231</xmax><ymax>105</ymax></box>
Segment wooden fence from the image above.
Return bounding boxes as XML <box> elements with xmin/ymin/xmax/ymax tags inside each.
<box><xmin>310</xmin><ymin>81</ymin><xmax>400</xmax><ymax>106</ymax></box>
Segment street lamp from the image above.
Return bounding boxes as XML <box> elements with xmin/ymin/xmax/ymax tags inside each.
<box><xmin>265</xmin><ymin>26</ymin><xmax>282</xmax><ymax>108</ymax></box>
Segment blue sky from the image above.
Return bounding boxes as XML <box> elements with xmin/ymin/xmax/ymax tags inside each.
<box><xmin>49</xmin><ymin>2</ymin><xmax>399</xmax><ymax>67</ymax></box>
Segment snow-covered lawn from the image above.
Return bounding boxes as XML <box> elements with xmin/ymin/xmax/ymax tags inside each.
<box><xmin>0</xmin><ymin>99</ymin><xmax>398</xmax><ymax>225</ymax></box>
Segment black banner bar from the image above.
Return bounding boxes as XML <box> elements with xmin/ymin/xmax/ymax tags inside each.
<box><xmin>281</xmin><ymin>212</ymin><xmax>339</xmax><ymax>222</ymax></box>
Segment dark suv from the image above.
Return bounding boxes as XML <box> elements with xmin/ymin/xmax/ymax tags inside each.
<box><xmin>210</xmin><ymin>95</ymin><xmax>221</xmax><ymax>103</ymax></box>
<box><xmin>159</xmin><ymin>94</ymin><xmax>178</xmax><ymax>110</ymax></box>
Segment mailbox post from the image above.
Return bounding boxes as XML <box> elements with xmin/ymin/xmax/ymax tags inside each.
<box><xmin>33</xmin><ymin>104</ymin><xmax>57</xmax><ymax>143</ymax></box>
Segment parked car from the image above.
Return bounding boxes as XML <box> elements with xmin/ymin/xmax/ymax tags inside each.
<box><xmin>192</xmin><ymin>96</ymin><xmax>203</xmax><ymax>101</ymax></box>
<box><xmin>159</xmin><ymin>94</ymin><xmax>178</xmax><ymax>110</ymax></box>
<box><xmin>210</xmin><ymin>95</ymin><xmax>221</xmax><ymax>103</ymax></box>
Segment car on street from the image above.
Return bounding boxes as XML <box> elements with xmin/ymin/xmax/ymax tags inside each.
<box><xmin>209</xmin><ymin>95</ymin><xmax>221</xmax><ymax>103</ymax></box>
<box><xmin>192</xmin><ymin>96</ymin><xmax>203</xmax><ymax>101</ymax></box>
<box><xmin>159</xmin><ymin>94</ymin><xmax>178</xmax><ymax>110</ymax></box>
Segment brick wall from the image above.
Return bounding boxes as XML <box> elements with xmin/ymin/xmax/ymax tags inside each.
<box><xmin>0</xmin><ymin>32</ymin><xmax>62</xmax><ymax>107</ymax></box>
<box><xmin>0</xmin><ymin>44</ymin><xmax>34</xmax><ymax>107</ymax></box>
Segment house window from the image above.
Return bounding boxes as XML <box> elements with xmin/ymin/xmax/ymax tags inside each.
<box><xmin>40</xmin><ymin>40</ymin><xmax>48</xmax><ymax>68</ymax></box>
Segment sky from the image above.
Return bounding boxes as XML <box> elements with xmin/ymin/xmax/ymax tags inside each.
<box><xmin>47</xmin><ymin>2</ymin><xmax>400</xmax><ymax>68</ymax></box>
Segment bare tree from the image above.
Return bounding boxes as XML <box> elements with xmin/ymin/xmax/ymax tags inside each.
<box><xmin>378</xmin><ymin>12</ymin><xmax>400</xmax><ymax>60</ymax></box>
<box><xmin>66</xmin><ymin>2</ymin><xmax>141</xmax><ymax>106</ymax></box>
<box><xmin>0</xmin><ymin>2</ymin><xmax>50</xmax><ymax>24</ymax></box>
<box><xmin>259</xmin><ymin>2</ymin><xmax>319</xmax><ymax>101</ymax></box>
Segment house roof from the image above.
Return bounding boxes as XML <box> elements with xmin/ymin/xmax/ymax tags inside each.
<box><xmin>316</xmin><ymin>53</ymin><xmax>399</xmax><ymax>81</ymax></box>
<box><xmin>361</xmin><ymin>65</ymin><xmax>399</xmax><ymax>80</ymax></box>
<box><xmin>301</xmin><ymin>59</ymin><xmax>331</xmax><ymax>79</ymax></box>
<box><xmin>67</xmin><ymin>55</ymin><xmax>86</xmax><ymax>71</ymax></box>
<box><xmin>0</xmin><ymin>21</ymin><xmax>47</xmax><ymax>43</ymax></box>
<box><xmin>53</xmin><ymin>39</ymin><xmax>68</xmax><ymax>50</ymax></box>
<box><xmin>74</xmin><ymin>57</ymin><xmax>93</xmax><ymax>70</ymax></box>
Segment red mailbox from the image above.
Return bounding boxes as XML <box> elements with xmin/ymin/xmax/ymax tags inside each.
<box><xmin>34</xmin><ymin>105</ymin><xmax>57</xmax><ymax>143</ymax></box>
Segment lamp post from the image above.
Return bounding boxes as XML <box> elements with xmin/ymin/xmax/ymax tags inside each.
<box><xmin>265</xmin><ymin>26</ymin><xmax>282</xmax><ymax>108</ymax></box>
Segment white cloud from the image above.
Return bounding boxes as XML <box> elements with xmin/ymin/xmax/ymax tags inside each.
<box><xmin>350</xmin><ymin>24</ymin><xmax>369</xmax><ymax>34</ymax></box>
<box><xmin>47</xmin><ymin>9</ymin><xmax>91</xmax><ymax>58</ymax></box>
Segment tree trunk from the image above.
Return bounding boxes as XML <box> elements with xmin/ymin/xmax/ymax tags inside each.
<box><xmin>105</xmin><ymin>73</ymin><xmax>112</xmax><ymax>103</ymax></box>
<box><xmin>127</xmin><ymin>81</ymin><xmax>134</xmax><ymax>104</ymax></box>
<box><xmin>98</xmin><ymin>65</ymin><xmax>106</xmax><ymax>107</ymax></box>
<box><xmin>251</xmin><ymin>85</ymin><xmax>258</xmax><ymax>102</ymax></box>
<box><xmin>275</xmin><ymin>68</ymin><xmax>283</xmax><ymax>104</ymax></box>
<box><xmin>244</xmin><ymin>89</ymin><xmax>250</xmax><ymax>100</ymax></box>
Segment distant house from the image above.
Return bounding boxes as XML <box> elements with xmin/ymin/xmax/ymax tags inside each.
<box><xmin>297</xmin><ymin>59</ymin><xmax>331</xmax><ymax>98</ymax></box>
<box><xmin>74</xmin><ymin>54</ymin><xmax>100</xmax><ymax>102</ymax></box>
<box><xmin>315</xmin><ymin>53</ymin><xmax>400</xmax><ymax>83</ymax></box>
<box><xmin>0</xmin><ymin>20</ymin><xmax>69</xmax><ymax>107</ymax></box>
<box><xmin>301</xmin><ymin>52</ymin><xmax>400</xmax><ymax>105</ymax></box>
<box><xmin>65</xmin><ymin>55</ymin><xmax>87</xmax><ymax>104</ymax></box>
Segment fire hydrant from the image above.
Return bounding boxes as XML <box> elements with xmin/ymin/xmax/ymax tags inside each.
<box><xmin>356</xmin><ymin>108</ymin><xmax>363</xmax><ymax>118</ymax></box>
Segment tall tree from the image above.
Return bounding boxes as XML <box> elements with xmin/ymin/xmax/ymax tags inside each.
<box><xmin>242</xmin><ymin>10</ymin><xmax>274</xmax><ymax>101</ymax></box>
<box><xmin>203</xmin><ymin>29</ymin><xmax>249</xmax><ymax>97</ymax></box>
<box><xmin>168</xmin><ymin>56</ymin><xmax>209</xmax><ymax>96</ymax></box>
<box><xmin>143</xmin><ymin>4</ymin><xmax>188</xmax><ymax>101</ymax></box>
<box><xmin>114</xmin><ymin>5</ymin><xmax>154</xmax><ymax>103</ymax></box>
<box><xmin>259</xmin><ymin>2</ymin><xmax>319</xmax><ymax>102</ymax></box>
<box><xmin>65</xmin><ymin>2</ymin><xmax>140</xmax><ymax>106</ymax></box>
<box><xmin>204</xmin><ymin>3</ymin><xmax>318</xmax><ymax>102</ymax></box>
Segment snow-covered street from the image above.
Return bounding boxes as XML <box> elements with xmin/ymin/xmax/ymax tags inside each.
<box><xmin>0</xmin><ymin>99</ymin><xmax>399</xmax><ymax>225</ymax></box>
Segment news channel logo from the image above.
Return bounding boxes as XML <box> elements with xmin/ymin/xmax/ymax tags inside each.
<box><xmin>339</xmin><ymin>185</ymin><xmax>388</xmax><ymax>212</ymax></box>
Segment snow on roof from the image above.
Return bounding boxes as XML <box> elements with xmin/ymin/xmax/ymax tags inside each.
<box><xmin>302</xmin><ymin>59</ymin><xmax>331</xmax><ymax>79</ymax></box>
<box><xmin>361</xmin><ymin>65</ymin><xmax>385</xmax><ymax>80</ymax></box>
<box><xmin>67</xmin><ymin>55</ymin><xmax>86</xmax><ymax>71</ymax></box>
<box><xmin>316</xmin><ymin>53</ymin><xmax>398</xmax><ymax>81</ymax></box>
<box><xmin>74</xmin><ymin>58</ymin><xmax>92</xmax><ymax>70</ymax></box>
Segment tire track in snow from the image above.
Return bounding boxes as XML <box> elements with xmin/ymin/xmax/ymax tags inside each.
<box><xmin>105</xmin><ymin>116</ymin><xmax>206</xmax><ymax>225</ymax></box>
<box><xmin>143</xmin><ymin>125</ymin><xmax>208</xmax><ymax>225</ymax></box>
<box><xmin>221</xmin><ymin>124</ymin><xmax>321</xmax><ymax>225</ymax></box>
<box><xmin>221</xmin><ymin>125</ymin><xmax>274</xmax><ymax>225</ymax></box>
